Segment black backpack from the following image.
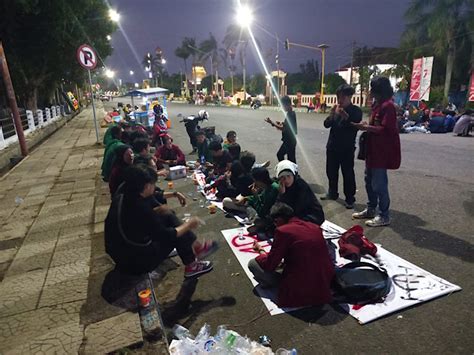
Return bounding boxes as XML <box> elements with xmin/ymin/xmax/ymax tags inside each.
<box><xmin>333</xmin><ymin>261</ymin><xmax>392</xmax><ymax>305</ymax></box>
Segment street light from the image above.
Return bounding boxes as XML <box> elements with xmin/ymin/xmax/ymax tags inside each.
<box><xmin>284</xmin><ymin>40</ymin><xmax>330</xmax><ymax>104</ymax></box>
<box><xmin>109</xmin><ymin>9</ymin><xmax>120</xmax><ymax>22</ymax></box>
<box><xmin>161</xmin><ymin>58</ymin><xmax>166</xmax><ymax>65</ymax></box>
<box><xmin>105</xmin><ymin>69</ymin><xmax>115</xmax><ymax>78</ymax></box>
<box><xmin>129</xmin><ymin>70</ymin><xmax>134</xmax><ymax>75</ymax></box>
<box><xmin>106</xmin><ymin>35</ymin><xmax>112</xmax><ymax>41</ymax></box>
<box><xmin>236</xmin><ymin>4</ymin><xmax>253</xmax><ymax>28</ymax></box>
<box><xmin>236</xmin><ymin>4</ymin><xmax>253</xmax><ymax>95</ymax></box>
<box><xmin>317</xmin><ymin>44</ymin><xmax>329</xmax><ymax>104</ymax></box>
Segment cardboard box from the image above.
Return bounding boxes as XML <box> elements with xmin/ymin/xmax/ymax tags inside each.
<box><xmin>168</xmin><ymin>165</ymin><xmax>187</xmax><ymax>180</ymax></box>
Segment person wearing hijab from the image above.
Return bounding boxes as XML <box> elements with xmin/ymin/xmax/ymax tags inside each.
<box><xmin>275</xmin><ymin>160</ymin><xmax>325</xmax><ymax>226</ymax></box>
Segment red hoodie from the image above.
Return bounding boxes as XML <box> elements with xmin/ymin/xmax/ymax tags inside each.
<box><xmin>366</xmin><ymin>100</ymin><xmax>401</xmax><ymax>170</ymax></box>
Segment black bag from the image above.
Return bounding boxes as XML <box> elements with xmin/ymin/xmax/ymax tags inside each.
<box><xmin>333</xmin><ymin>261</ymin><xmax>391</xmax><ymax>304</ymax></box>
<box><xmin>357</xmin><ymin>131</ymin><xmax>368</xmax><ymax>160</ymax></box>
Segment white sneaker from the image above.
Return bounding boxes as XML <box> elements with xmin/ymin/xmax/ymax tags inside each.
<box><xmin>365</xmin><ymin>216</ymin><xmax>390</xmax><ymax>227</ymax></box>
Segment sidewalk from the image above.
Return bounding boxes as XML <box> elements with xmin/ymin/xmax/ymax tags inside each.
<box><xmin>0</xmin><ymin>106</ymin><xmax>145</xmax><ymax>354</ymax></box>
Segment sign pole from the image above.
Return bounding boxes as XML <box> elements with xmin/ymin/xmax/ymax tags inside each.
<box><xmin>0</xmin><ymin>41</ymin><xmax>28</xmax><ymax>156</ymax></box>
<box><xmin>88</xmin><ymin>69</ymin><xmax>99</xmax><ymax>143</ymax></box>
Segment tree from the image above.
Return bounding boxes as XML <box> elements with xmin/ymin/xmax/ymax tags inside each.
<box><xmin>174</xmin><ymin>37</ymin><xmax>197</xmax><ymax>97</ymax></box>
<box><xmin>324</xmin><ymin>73</ymin><xmax>347</xmax><ymax>94</ymax></box>
<box><xmin>0</xmin><ymin>0</ymin><xmax>115</xmax><ymax>110</ymax></box>
<box><xmin>223</xmin><ymin>24</ymin><xmax>250</xmax><ymax>93</ymax></box>
<box><xmin>248</xmin><ymin>74</ymin><xmax>266</xmax><ymax>95</ymax></box>
<box><xmin>403</xmin><ymin>0</ymin><xmax>473</xmax><ymax>99</ymax></box>
<box><xmin>198</xmin><ymin>33</ymin><xmax>220</xmax><ymax>92</ymax></box>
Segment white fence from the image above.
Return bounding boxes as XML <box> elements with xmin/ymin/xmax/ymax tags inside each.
<box><xmin>0</xmin><ymin>105</ymin><xmax>65</xmax><ymax>150</ymax></box>
<box><xmin>288</xmin><ymin>94</ymin><xmax>367</xmax><ymax>107</ymax></box>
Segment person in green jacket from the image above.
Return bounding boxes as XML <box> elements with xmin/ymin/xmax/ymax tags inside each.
<box><xmin>101</xmin><ymin>126</ymin><xmax>126</xmax><ymax>182</ymax></box>
<box><xmin>103</xmin><ymin>122</ymin><xmax>118</xmax><ymax>147</ymax></box>
<box><xmin>230</xmin><ymin>167</ymin><xmax>279</xmax><ymax>234</ymax></box>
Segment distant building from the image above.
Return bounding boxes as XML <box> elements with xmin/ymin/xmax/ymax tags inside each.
<box><xmin>335</xmin><ymin>64</ymin><xmax>403</xmax><ymax>93</ymax></box>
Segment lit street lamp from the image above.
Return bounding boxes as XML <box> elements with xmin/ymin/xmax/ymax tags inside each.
<box><xmin>106</xmin><ymin>35</ymin><xmax>112</xmax><ymax>41</ymax></box>
<box><xmin>235</xmin><ymin>3</ymin><xmax>253</xmax><ymax>95</ymax></box>
<box><xmin>109</xmin><ymin>9</ymin><xmax>120</xmax><ymax>22</ymax></box>
<box><xmin>105</xmin><ymin>69</ymin><xmax>115</xmax><ymax>78</ymax></box>
<box><xmin>129</xmin><ymin>70</ymin><xmax>134</xmax><ymax>75</ymax></box>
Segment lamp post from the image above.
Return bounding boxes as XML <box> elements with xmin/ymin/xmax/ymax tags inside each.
<box><xmin>284</xmin><ymin>40</ymin><xmax>330</xmax><ymax>104</ymax></box>
<box><xmin>236</xmin><ymin>4</ymin><xmax>253</xmax><ymax>96</ymax></box>
<box><xmin>317</xmin><ymin>44</ymin><xmax>329</xmax><ymax>104</ymax></box>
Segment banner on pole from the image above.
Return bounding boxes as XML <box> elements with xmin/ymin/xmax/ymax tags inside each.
<box><xmin>409</xmin><ymin>57</ymin><xmax>433</xmax><ymax>101</ymax></box>
<box><xmin>469</xmin><ymin>71</ymin><xmax>474</xmax><ymax>102</ymax></box>
<box><xmin>420</xmin><ymin>57</ymin><xmax>434</xmax><ymax>101</ymax></box>
<box><xmin>409</xmin><ymin>58</ymin><xmax>423</xmax><ymax>101</ymax></box>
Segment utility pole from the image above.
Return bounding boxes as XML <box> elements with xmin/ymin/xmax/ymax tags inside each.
<box><xmin>0</xmin><ymin>41</ymin><xmax>28</xmax><ymax>156</ymax></box>
<box><xmin>350</xmin><ymin>40</ymin><xmax>355</xmax><ymax>86</ymax></box>
<box><xmin>276</xmin><ymin>33</ymin><xmax>280</xmax><ymax>105</ymax></box>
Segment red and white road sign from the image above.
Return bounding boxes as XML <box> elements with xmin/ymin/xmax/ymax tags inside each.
<box><xmin>76</xmin><ymin>44</ymin><xmax>97</xmax><ymax>70</ymax></box>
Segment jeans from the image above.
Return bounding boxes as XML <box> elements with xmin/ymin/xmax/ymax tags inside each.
<box><xmin>365</xmin><ymin>167</ymin><xmax>390</xmax><ymax>219</ymax></box>
<box><xmin>248</xmin><ymin>258</ymin><xmax>281</xmax><ymax>288</ymax></box>
<box><xmin>277</xmin><ymin>141</ymin><xmax>296</xmax><ymax>163</ymax></box>
<box><xmin>326</xmin><ymin>149</ymin><xmax>356</xmax><ymax>203</ymax></box>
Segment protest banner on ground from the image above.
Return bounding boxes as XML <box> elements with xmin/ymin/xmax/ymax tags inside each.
<box><xmin>221</xmin><ymin>221</ymin><xmax>461</xmax><ymax>324</ymax></box>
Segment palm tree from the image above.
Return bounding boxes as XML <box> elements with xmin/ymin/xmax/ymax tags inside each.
<box><xmin>198</xmin><ymin>33</ymin><xmax>220</xmax><ymax>94</ymax></box>
<box><xmin>223</xmin><ymin>24</ymin><xmax>251</xmax><ymax>93</ymax></box>
<box><xmin>403</xmin><ymin>0</ymin><xmax>472</xmax><ymax>100</ymax></box>
<box><xmin>174</xmin><ymin>37</ymin><xmax>196</xmax><ymax>97</ymax></box>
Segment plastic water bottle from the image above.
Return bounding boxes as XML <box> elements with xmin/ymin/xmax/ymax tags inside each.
<box><xmin>172</xmin><ymin>324</ymin><xmax>194</xmax><ymax>340</ymax></box>
<box><xmin>238</xmin><ymin>228</ymin><xmax>245</xmax><ymax>240</ymax></box>
<box><xmin>14</xmin><ymin>196</ymin><xmax>24</xmax><ymax>205</ymax></box>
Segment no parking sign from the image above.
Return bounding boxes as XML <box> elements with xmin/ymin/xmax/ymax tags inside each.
<box><xmin>76</xmin><ymin>44</ymin><xmax>98</xmax><ymax>70</ymax></box>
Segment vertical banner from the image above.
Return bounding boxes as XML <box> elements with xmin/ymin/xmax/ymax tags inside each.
<box><xmin>469</xmin><ymin>71</ymin><xmax>474</xmax><ymax>102</ymax></box>
<box><xmin>0</xmin><ymin>126</ymin><xmax>5</xmax><ymax>150</ymax></box>
<box><xmin>409</xmin><ymin>58</ymin><xmax>423</xmax><ymax>101</ymax></box>
<box><xmin>420</xmin><ymin>56</ymin><xmax>434</xmax><ymax>101</ymax></box>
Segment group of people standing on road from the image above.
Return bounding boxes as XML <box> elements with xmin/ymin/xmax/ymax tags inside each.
<box><xmin>265</xmin><ymin>77</ymin><xmax>401</xmax><ymax>227</ymax></box>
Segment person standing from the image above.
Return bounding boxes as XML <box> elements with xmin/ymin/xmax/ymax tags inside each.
<box><xmin>321</xmin><ymin>84</ymin><xmax>362</xmax><ymax>209</ymax></box>
<box><xmin>352</xmin><ymin>76</ymin><xmax>401</xmax><ymax>227</ymax></box>
<box><xmin>265</xmin><ymin>96</ymin><xmax>298</xmax><ymax>163</ymax></box>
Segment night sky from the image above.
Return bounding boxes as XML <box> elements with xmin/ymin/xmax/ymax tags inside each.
<box><xmin>106</xmin><ymin>0</ymin><xmax>413</xmax><ymax>83</ymax></box>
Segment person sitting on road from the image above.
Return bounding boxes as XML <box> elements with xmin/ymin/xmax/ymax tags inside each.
<box><xmin>275</xmin><ymin>160</ymin><xmax>325</xmax><ymax>226</ymax></box>
<box><xmin>208</xmin><ymin>140</ymin><xmax>233</xmax><ymax>177</ymax></box>
<box><xmin>105</xmin><ymin>164</ymin><xmax>217</xmax><ymax>278</ymax></box>
<box><xmin>131</xmin><ymin>137</ymin><xmax>151</xmax><ymax>162</ymax></box>
<box><xmin>109</xmin><ymin>145</ymin><xmax>134</xmax><ymax>196</ymax></box>
<box><xmin>154</xmin><ymin>135</ymin><xmax>186</xmax><ymax>169</ymax></box>
<box><xmin>215</xmin><ymin>160</ymin><xmax>254</xmax><ymax>199</ymax></box>
<box><xmin>453</xmin><ymin>109</ymin><xmax>474</xmax><ymax>137</ymax></box>
<box><xmin>102</xmin><ymin>125</ymin><xmax>126</xmax><ymax>182</ymax></box>
<box><xmin>195</xmin><ymin>130</ymin><xmax>213</xmax><ymax>164</ymax></box>
<box><xmin>229</xmin><ymin>167</ymin><xmax>280</xmax><ymax>233</ymax></box>
<box><xmin>223</xmin><ymin>131</ymin><xmax>241</xmax><ymax>160</ymax></box>
<box><xmin>248</xmin><ymin>202</ymin><xmax>334</xmax><ymax>308</ymax></box>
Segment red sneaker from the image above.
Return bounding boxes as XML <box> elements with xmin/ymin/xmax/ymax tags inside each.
<box><xmin>184</xmin><ymin>260</ymin><xmax>213</xmax><ymax>278</ymax></box>
<box><xmin>193</xmin><ymin>240</ymin><xmax>219</xmax><ymax>260</ymax></box>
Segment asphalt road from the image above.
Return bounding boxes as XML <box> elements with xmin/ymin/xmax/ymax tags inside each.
<box><xmin>106</xmin><ymin>100</ymin><xmax>474</xmax><ymax>353</ymax></box>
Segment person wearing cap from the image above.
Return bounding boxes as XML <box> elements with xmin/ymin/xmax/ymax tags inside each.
<box><xmin>248</xmin><ymin>202</ymin><xmax>334</xmax><ymax>308</ymax></box>
<box><xmin>265</xmin><ymin>95</ymin><xmax>298</xmax><ymax>163</ymax></box>
<box><xmin>275</xmin><ymin>160</ymin><xmax>325</xmax><ymax>226</ymax></box>
<box><xmin>322</xmin><ymin>84</ymin><xmax>362</xmax><ymax>209</ymax></box>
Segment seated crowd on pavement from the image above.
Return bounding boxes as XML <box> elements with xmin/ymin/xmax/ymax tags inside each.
<box><xmin>396</xmin><ymin>100</ymin><xmax>473</xmax><ymax>136</ymax></box>
<box><xmin>100</xmin><ymin>77</ymin><xmax>470</xmax><ymax>310</ymax></box>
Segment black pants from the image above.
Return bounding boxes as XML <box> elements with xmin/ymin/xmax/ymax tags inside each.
<box><xmin>154</xmin><ymin>212</ymin><xmax>196</xmax><ymax>266</ymax></box>
<box><xmin>326</xmin><ymin>149</ymin><xmax>356</xmax><ymax>203</ymax></box>
<box><xmin>277</xmin><ymin>141</ymin><xmax>296</xmax><ymax>163</ymax></box>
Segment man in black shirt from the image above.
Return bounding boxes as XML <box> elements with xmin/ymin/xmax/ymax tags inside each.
<box><xmin>208</xmin><ymin>141</ymin><xmax>233</xmax><ymax>176</ymax></box>
<box><xmin>265</xmin><ymin>96</ymin><xmax>298</xmax><ymax>163</ymax></box>
<box><xmin>322</xmin><ymin>84</ymin><xmax>362</xmax><ymax>209</ymax></box>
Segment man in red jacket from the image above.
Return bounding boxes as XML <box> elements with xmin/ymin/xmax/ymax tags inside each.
<box><xmin>248</xmin><ymin>203</ymin><xmax>335</xmax><ymax>308</ymax></box>
<box><xmin>352</xmin><ymin>76</ymin><xmax>401</xmax><ymax>227</ymax></box>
